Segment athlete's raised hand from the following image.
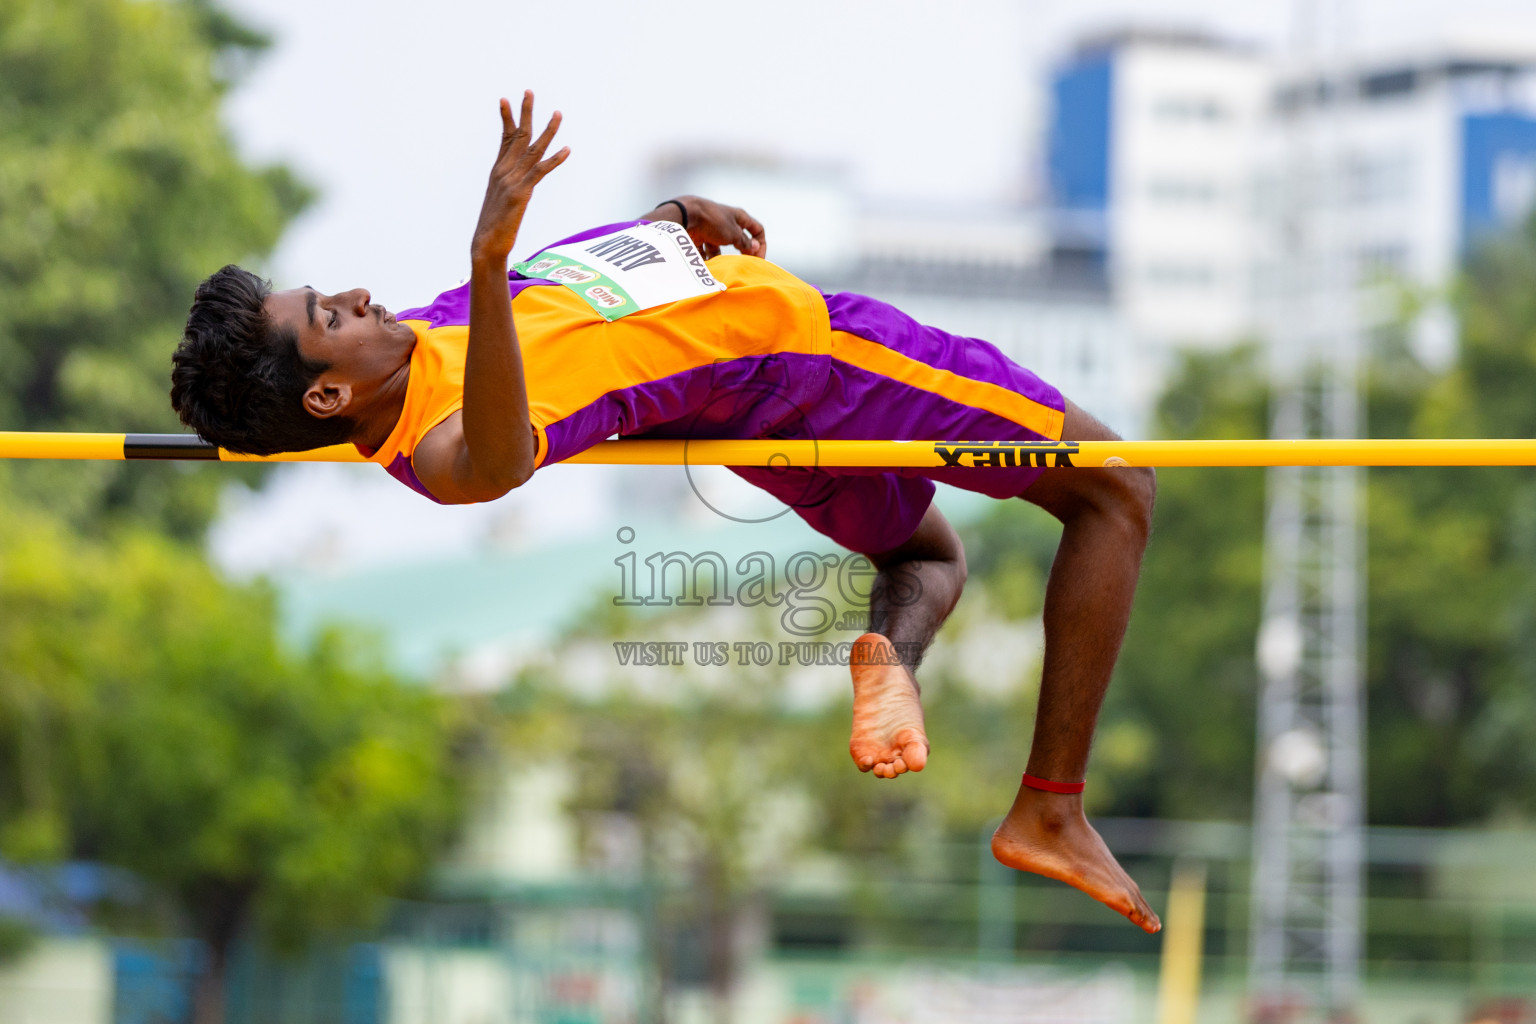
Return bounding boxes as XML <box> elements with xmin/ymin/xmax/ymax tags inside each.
<box><xmin>471</xmin><ymin>91</ymin><xmax>569</xmax><ymax>263</ymax></box>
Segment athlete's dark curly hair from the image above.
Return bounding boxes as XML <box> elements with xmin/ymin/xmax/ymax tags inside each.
<box><xmin>171</xmin><ymin>265</ymin><xmax>354</xmax><ymax>455</ymax></box>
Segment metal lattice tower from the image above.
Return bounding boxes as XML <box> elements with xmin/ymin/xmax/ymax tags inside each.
<box><xmin>1249</xmin><ymin>1</ymin><xmax>1365</xmax><ymax>1018</ymax></box>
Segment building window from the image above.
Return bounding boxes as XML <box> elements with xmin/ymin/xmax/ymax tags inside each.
<box><xmin>1494</xmin><ymin>153</ymin><xmax>1536</xmax><ymax>224</ymax></box>
<box><xmin>1360</xmin><ymin>68</ymin><xmax>1418</xmax><ymax>100</ymax></box>
<box><xmin>1147</xmin><ymin>178</ymin><xmax>1222</xmax><ymax>204</ymax></box>
<box><xmin>1152</xmin><ymin>96</ymin><xmax>1230</xmax><ymax>123</ymax></box>
<box><xmin>1144</xmin><ymin>263</ymin><xmax>1216</xmax><ymax>287</ymax></box>
<box><xmin>1356</xmin><ymin>243</ymin><xmax>1410</xmax><ymax>279</ymax></box>
<box><xmin>1343</xmin><ymin>153</ymin><xmax>1412</xmax><ymax>205</ymax></box>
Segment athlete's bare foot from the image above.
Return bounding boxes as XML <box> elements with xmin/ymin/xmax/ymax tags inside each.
<box><xmin>848</xmin><ymin>633</ymin><xmax>929</xmax><ymax>779</ymax></box>
<box><xmin>991</xmin><ymin>783</ymin><xmax>1161</xmax><ymax>934</ymax></box>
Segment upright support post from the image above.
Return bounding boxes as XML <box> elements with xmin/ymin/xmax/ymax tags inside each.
<box><xmin>1249</xmin><ymin>2</ymin><xmax>1365</xmax><ymax>1018</ymax></box>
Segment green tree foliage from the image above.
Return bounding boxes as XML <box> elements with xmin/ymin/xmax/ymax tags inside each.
<box><xmin>0</xmin><ymin>499</ymin><xmax>477</xmax><ymax>1023</ymax></box>
<box><xmin>0</xmin><ymin>0</ymin><xmax>311</xmax><ymax>535</ymax></box>
<box><xmin>511</xmin><ymin>579</ymin><xmax>1085</xmax><ymax>988</ymax></box>
<box><xmin>508</xmin><ymin>633</ymin><xmax>812</xmax><ymax>1024</ymax></box>
<box><xmin>1098</xmin><ymin>349</ymin><xmax>1270</xmax><ymax>820</ymax></box>
<box><xmin>0</xmin><ymin>6</ymin><xmax>488</xmax><ymax>1020</ymax></box>
<box><xmin>1003</xmin><ymin>212</ymin><xmax>1536</xmax><ymax>828</ymax></box>
<box><xmin>954</xmin><ymin>349</ymin><xmax>1271</xmax><ymax>823</ymax></box>
<box><xmin>1361</xmin><ymin>221</ymin><xmax>1536</xmax><ymax>827</ymax></box>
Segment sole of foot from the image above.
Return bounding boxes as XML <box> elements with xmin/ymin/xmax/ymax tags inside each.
<box><xmin>848</xmin><ymin>632</ymin><xmax>929</xmax><ymax>779</ymax></box>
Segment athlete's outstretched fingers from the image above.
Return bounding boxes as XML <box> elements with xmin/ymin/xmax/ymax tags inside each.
<box><xmin>475</xmin><ymin>90</ymin><xmax>568</xmax><ymax>259</ymax></box>
<box><xmin>533</xmin><ymin>147</ymin><xmax>570</xmax><ymax>182</ymax></box>
<box><xmin>530</xmin><ymin>110</ymin><xmax>563</xmax><ymax>157</ymax></box>
<box><xmin>527</xmin><ymin>112</ymin><xmax>565</xmax><ymax>168</ymax></box>
<box><xmin>500</xmin><ymin>92</ymin><xmax>530</xmax><ymax>141</ymax></box>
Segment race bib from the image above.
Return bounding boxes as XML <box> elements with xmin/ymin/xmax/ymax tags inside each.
<box><xmin>514</xmin><ymin>221</ymin><xmax>725</xmax><ymax>321</ymax></box>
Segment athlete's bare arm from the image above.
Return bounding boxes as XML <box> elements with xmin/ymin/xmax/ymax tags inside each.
<box><xmin>641</xmin><ymin>196</ymin><xmax>766</xmax><ymax>258</ymax></box>
<box><xmin>414</xmin><ymin>92</ymin><xmax>569</xmax><ymax>504</ymax></box>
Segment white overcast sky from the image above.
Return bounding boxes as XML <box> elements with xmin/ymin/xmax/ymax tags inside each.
<box><xmin>220</xmin><ymin>0</ymin><xmax>1536</xmax><ymax>307</ymax></box>
<box><xmin>208</xmin><ymin>0</ymin><xmax>1536</xmax><ymax>576</ymax></box>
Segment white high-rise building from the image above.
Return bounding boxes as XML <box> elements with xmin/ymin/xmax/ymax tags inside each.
<box><xmin>646</xmin><ymin>36</ymin><xmax>1536</xmax><ymax>445</ymax></box>
<box><xmin>1046</xmin><ymin>31</ymin><xmax>1536</xmax><ymax>356</ymax></box>
<box><xmin>1251</xmin><ymin>44</ymin><xmax>1536</xmax><ymax>365</ymax></box>
<box><xmin>1047</xmin><ymin>29</ymin><xmax>1268</xmax><ymax>346</ymax></box>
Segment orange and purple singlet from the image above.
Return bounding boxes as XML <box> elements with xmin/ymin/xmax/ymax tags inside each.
<box><xmin>365</xmin><ymin>221</ymin><xmax>1066</xmax><ymax>554</ymax></box>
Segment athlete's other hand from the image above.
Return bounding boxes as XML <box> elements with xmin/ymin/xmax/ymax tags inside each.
<box><xmin>665</xmin><ymin>196</ymin><xmax>766</xmax><ymax>259</ymax></box>
<box><xmin>471</xmin><ymin>91</ymin><xmax>569</xmax><ymax>263</ymax></box>
<box><xmin>691</xmin><ymin>197</ymin><xmax>766</xmax><ymax>258</ymax></box>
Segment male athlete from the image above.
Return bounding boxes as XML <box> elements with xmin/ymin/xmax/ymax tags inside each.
<box><xmin>171</xmin><ymin>94</ymin><xmax>1160</xmax><ymax>933</ymax></box>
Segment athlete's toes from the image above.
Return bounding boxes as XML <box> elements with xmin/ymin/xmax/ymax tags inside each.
<box><xmin>1099</xmin><ymin>881</ymin><xmax>1158</xmax><ymax>932</ymax></box>
<box><xmin>1124</xmin><ymin>902</ymin><xmax>1159</xmax><ymax>933</ymax></box>
<box><xmin>901</xmin><ymin>740</ymin><xmax>928</xmax><ymax>772</ymax></box>
<box><xmin>1130</xmin><ymin>892</ymin><xmax>1161</xmax><ymax>933</ymax></box>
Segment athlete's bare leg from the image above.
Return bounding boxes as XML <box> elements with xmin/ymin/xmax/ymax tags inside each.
<box><xmin>843</xmin><ymin>402</ymin><xmax>1158</xmax><ymax>932</ymax></box>
<box><xmin>990</xmin><ymin>399</ymin><xmax>1160</xmax><ymax>933</ymax></box>
<box><xmin>848</xmin><ymin>507</ymin><xmax>966</xmax><ymax>778</ymax></box>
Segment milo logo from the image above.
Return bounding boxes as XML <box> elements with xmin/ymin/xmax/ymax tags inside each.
<box><xmin>526</xmin><ymin>256</ymin><xmax>561</xmax><ymax>275</ymax></box>
<box><xmin>585</xmin><ymin>286</ymin><xmax>626</xmax><ymax>309</ymax></box>
<box><xmin>551</xmin><ymin>265</ymin><xmax>600</xmax><ymax>285</ymax></box>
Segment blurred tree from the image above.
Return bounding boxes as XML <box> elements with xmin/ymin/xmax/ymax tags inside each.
<box><xmin>514</xmin><ymin>576</ymin><xmax>1094</xmax><ymax>1009</ymax></box>
<box><xmin>0</xmin><ymin>500</ymin><xmax>478</xmax><ymax>1024</ymax></box>
<box><xmin>1006</xmin><ymin>330</ymin><xmax>1536</xmax><ymax>826</ymax></box>
<box><xmin>0</xmin><ymin>0</ymin><xmax>312</xmax><ymax>536</ymax></box>
<box><xmin>512</xmin><ymin>636</ymin><xmax>810</xmax><ymax>1024</ymax></box>
<box><xmin>0</xmin><ymin>8</ymin><xmax>498</xmax><ymax>1021</ymax></box>
<box><xmin>978</xmin><ymin>208</ymin><xmax>1536</xmax><ymax>828</ymax></box>
<box><xmin>1095</xmin><ymin>348</ymin><xmax>1269</xmax><ymax>820</ymax></box>
<box><xmin>1361</xmin><ymin>217</ymin><xmax>1536</xmax><ymax>826</ymax></box>
<box><xmin>956</xmin><ymin>347</ymin><xmax>1270</xmax><ymax>822</ymax></box>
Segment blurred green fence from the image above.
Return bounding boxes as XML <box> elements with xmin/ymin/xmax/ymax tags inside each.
<box><xmin>6</xmin><ymin>818</ymin><xmax>1536</xmax><ymax>1023</ymax></box>
<box><xmin>378</xmin><ymin>818</ymin><xmax>1536</xmax><ymax>1022</ymax></box>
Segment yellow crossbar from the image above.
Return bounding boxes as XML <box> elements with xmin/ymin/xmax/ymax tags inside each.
<box><xmin>3</xmin><ymin>433</ymin><xmax>1536</xmax><ymax>468</ymax></box>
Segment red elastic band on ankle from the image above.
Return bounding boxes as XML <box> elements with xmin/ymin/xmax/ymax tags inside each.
<box><xmin>1022</xmin><ymin>773</ymin><xmax>1085</xmax><ymax>795</ymax></box>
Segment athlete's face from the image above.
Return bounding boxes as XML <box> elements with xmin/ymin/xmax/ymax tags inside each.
<box><xmin>264</xmin><ymin>285</ymin><xmax>416</xmax><ymax>420</ymax></box>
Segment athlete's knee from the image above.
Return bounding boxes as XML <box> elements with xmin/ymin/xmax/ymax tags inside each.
<box><xmin>1025</xmin><ymin>465</ymin><xmax>1153</xmax><ymax>548</ymax></box>
<box><xmin>1116</xmin><ymin>465</ymin><xmax>1156</xmax><ymax>546</ymax></box>
<box><xmin>1054</xmin><ymin>398</ymin><xmax>1154</xmax><ymax>538</ymax></box>
<box><xmin>950</xmin><ymin>541</ymin><xmax>970</xmax><ymax>592</ymax></box>
<box><xmin>1082</xmin><ymin>464</ymin><xmax>1156</xmax><ymax>547</ymax></box>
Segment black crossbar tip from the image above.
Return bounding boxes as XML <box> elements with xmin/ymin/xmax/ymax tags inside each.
<box><xmin>124</xmin><ymin>434</ymin><xmax>220</xmax><ymax>460</ymax></box>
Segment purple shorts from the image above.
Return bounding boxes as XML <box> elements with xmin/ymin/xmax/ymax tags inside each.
<box><xmin>638</xmin><ymin>291</ymin><xmax>1066</xmax><ymax>554</ymax></box>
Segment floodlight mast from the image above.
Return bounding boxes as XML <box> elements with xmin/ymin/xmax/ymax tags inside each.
<box><xmin>1250</xmin><ymin>0</ymin><xmax>1365</xmax><ymax>1018</ymax></box>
